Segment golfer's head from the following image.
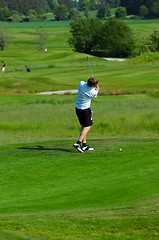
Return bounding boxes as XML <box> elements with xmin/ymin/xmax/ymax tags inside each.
<box><xmin>87</xmin><ymin>77</ymin><xmax>99</xmax><ymax>87</ymax></box>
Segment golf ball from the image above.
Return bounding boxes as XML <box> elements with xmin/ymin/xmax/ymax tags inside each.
<box><xmin>119</xmin><ymin>148</ymin><xmax>122</xmax><ymax>151</ymax></box>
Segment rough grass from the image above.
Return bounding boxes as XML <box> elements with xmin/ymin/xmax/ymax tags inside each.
<box><xmin>0</xmin><ymin>93</ymin><xmax>158</xmax><ymax>145</ymax></box>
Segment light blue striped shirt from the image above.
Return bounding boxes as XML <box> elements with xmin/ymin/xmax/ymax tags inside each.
<box><xmin>76</xmin><ymin>81</ymin><xmax>98</xmax><ymax>109</ymax></box>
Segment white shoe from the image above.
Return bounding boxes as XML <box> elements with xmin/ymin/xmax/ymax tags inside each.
<box><xmin>82</xmin><ymin>145</ymin><xmax>94</xmax><ymax>151</ymax></box>
<box><xmin>73</xmin><ymin>143</ymin><xmax>83</xmax><ymax>153</ymax></box>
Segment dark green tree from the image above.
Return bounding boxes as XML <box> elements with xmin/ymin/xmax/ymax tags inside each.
<box><xmin>100</xmin><ymin>18</ymin><xmax>135</xmax><ymax>57</ymax></box>
<box><xmin>59</xmin><ymin>0</ymin><xmax>73</xmax><ymax>10</ymax></box>
<box><xmin>150</xmin><ymin>0</ymin><xmax>159</xmax><ymax>17</ymax></box>
<box><xmin>98</xmin><ymin>0</ymin><xmax>120</xmax><ymax>8</ymax></box>
<box><xmin>115</xmin><ymin>6</ymin><xmax>127</xmax><ymax>18</ymax></box>
<box><xmin>68</xmin><ymin>8</ymin><xmax>80</xmax><ymax>19</ymax></box>
<box><xmin>0</xmin><ymin>0</ymin><xmax>7</xmax><ymax>8</ymax></box>
<box><xmin>0</xmin><ymin>7</ymin><xmax>10</xmax><ymax>21</ymax></box>
<box><xmin>97</xmin><ymin>4</ymin><xmax>111</xmax><ymax>19</ymax></box>
<box><xmin>47</xmin><ymin>0</ymin><xmax>58</xmax><ymax>10</ymax></box>
<box><xmin>139</xmin><ymin>5</ymin><xmax>148</xmax><ymax>17</ymax></box>
<box><xmin>120</xmin><ymin>0</ymin><xmax>159</xmax><ymax>16</ymax></box>
<box><xmin>90</xmin><ymin>0</ymin><xmax>97</xmax><ymax>10</ymax></box>
<box><xmin>7</xmin><ymin>0</ymin><xmax>48</xmax><ymax>14</ymax></box>
<box><xmin>78</xmin><ymin>0</ymin><xmax>90</xmax><ymax>11</ymax></box>
<box><xmin>53</xmin><ymin>4</ymin><xmax>68</xmax><ymax>20</ymax></box>
<box><xmin>69</xmin><ymin>18</ymin><xmax>102</xmax><ymax>53</ymax></box>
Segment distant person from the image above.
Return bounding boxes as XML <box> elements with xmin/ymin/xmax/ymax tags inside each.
<box><xmin>73</xmin><ymin>77</ymin><xmax>99</xmax><ymax>153</ymax></box>
<box><xmin>2</xmin><ymin>61</ymin><xmax>5</xmax><ymax>72</ymax></box>
<box><xmin>25</xmin><ymin>65</ymin><xmax>31</xmax><ymax>72</ymax></box>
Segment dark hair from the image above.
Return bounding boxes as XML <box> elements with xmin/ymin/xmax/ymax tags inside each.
<box><xmin>87</xmin><ymin>77</ymin><xmax>99</xmax><ymax>87</ymax></box>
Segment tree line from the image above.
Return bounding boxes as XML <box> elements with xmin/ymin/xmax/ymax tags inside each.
<box><xmin>0</xmin><ymin>0</ymin><xmax>159</xmax><ymax>21</ymax></box>
<box><xmin>120</xmin><ymin>0</ymin><xmax>159</xmax><ymax>17</ymax></box>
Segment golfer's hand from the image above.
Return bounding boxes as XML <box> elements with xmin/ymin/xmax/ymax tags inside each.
<box><xmin>95</xmin><ymin>85</ymin><xmax>99</xmax><ymax>93</ymax></box>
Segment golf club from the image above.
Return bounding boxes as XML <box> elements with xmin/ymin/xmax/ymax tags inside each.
<box><xmin>86</xmin><ymin>56</ymin><xmax>94</xmax><ymax>78</ymax></box>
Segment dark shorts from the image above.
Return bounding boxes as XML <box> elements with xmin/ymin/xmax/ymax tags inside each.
<box><xmin>76</xmin><ymin>107</ymin><xmax>93</xmax><ymax>127</ymax></box>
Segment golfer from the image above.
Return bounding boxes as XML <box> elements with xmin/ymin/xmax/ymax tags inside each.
<box><xmin>73</xmin><ymin>77</ymin><xmax>99</xmax><ymax>153</ymax></box>
<box><xmin>2</xmin><ymin>61</ymin><xmax>5</xmax><ymax>72</ymax></box>
<box><xmin>25</xmin><ymin>65</ymin><xmax>31</xmax><ymax>72</ymax></box>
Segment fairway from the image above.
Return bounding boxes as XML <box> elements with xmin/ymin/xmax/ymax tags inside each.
<box><xmin>0</xmin><ymin>138</ymin><xmax>159</xmax><ymax>240</ymax></box>
<box><xmin>0</xmin><ymin>19</ymin><xmax>159</xmax><ymax>240</ymax></box>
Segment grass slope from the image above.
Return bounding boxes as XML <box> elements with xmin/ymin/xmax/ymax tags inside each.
<box><xmin>0</xmin><ymin>138</ymin><xmax>159</xmax><ymax>239</ymax></box>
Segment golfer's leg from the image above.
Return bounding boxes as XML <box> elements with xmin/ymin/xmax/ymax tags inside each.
<box><xmin>79</xmin><ymin>126</ymin><xmax>91</xmax><ymax>143</ymax></box>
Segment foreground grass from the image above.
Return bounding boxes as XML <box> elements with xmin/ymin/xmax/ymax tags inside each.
<box><xmin>0</xmin><ymin>138</ymin><xmax>158</xmax><ymax>239</ymax></box>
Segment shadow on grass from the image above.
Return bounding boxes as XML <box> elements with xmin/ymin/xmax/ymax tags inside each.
<box><xmin>18</xmin><ymin>145</ymin><xmax>73</xmax><ymax>153</ymax></box>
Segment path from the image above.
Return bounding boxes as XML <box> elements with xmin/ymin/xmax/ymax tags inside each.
<box><xmin>36</xmin><ymin>89</ymin><xmax>78</xmax><ymax>95</ymax></box>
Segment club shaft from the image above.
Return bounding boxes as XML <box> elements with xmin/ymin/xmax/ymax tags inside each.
<box><xmin>86</xmin><ymin>56</ymin><xmax>94</xmax><ymax>78</ymax></box>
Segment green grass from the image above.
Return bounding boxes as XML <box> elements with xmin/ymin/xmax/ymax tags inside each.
<box><xmin>0</xmin><ymin>138</ymin><xmax>159</xmax><ymax>239</ymax></box>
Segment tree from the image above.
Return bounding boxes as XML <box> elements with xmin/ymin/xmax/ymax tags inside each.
<box><xmin>0</xmin><ymin>25</ymin><xmax>12</xmax><ymax>50</ymax></box>
<box><xmin>0</xmin><ymin>0</ymin><xmax>7</xmax><ymax>8</ymax></box>
<box><xmin>90</xmin><ymin>0</ymin><xmax>97</xmax><ymax>10</ymax></box>
<box><xmin>53</xmin><ymin>4</ymin><xmax>68</xmax><ymax>20</ymax></box>
<box><xmin>68</xmin><ymin>8</ymin><xmax>80</xmax><ymax>19</ymax></box>
<box><xmin>139</xmin><ymin>5</ymin><xmax>148</xmax><ymax>18</ymax></box>
<box><xmin>115</xmin><ymin>6</ymin><xmax>127</xmax><ymax>18</ymax></box>
<box><xmin>97</xmin><ymin>4</ymin><xmax>111</xmax><ymax>19</ymax></box>
<box><xmin>35</xmin><ymin>28</ymin><xmax>48</xmax><ymax>51</ymax></box>
<box><xmin>27</xmin><ymin>9</ymin><xmax>38</xmax><ymax>21</ymax></box>
<box><xmin>150</xmin><ymin>0</ymin><xmax>159</xmax><ymax>17</ymax></box>
<box><xmin>120</xmin><ymin>0</ymin><xmax>159</xmax><ymax>16</ymax></box>
<box><xmin>78</xmin><ymin>0</ymin><xmax>90</xmax><ymax>11</ymax></box>
<box><xmin>69</xmin><ymin>18</ymin><xmax>102</xmax><ymax>53</ymax></box>
<box><xmin>0</xmin><ymin>7</ymin><xmax>10</xmax><ymax>21</ymax></box>
<box><xmin>59</xmin><ymin>0</ymin><xmax>73</xmax><ymax>10</ymax></box>
<box><xmin>98</xmin><ymin>0</ymin><xmax>120</xmax><ymax>8</ymax></box>
<box><xmin>100</xmin><ymin>18</ymin><xmax>135</xmax><ymax>57</ymax></box>
<box><xmin>6</xmin><ymin>0</ymin><xmax>48</xmax><ymax>15</ymax></box>
<box><xmin>10</xmin><ymin>10</ymin><xmax>21</xmax><ymax>21</ymax></box>
<box><xmin>47</xmin><ymin>0</ymin><xmax>58</xmax><ymax>10</ymax></box>
<box><xmin>149</xmin><ymin>30</ymin><xmax>159</xmax><ymax>51</ymax></box>
<box><xmin>108</xmin><ymin>0</ymin><xmax>120</xmax><ymax>7</ymax></box>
